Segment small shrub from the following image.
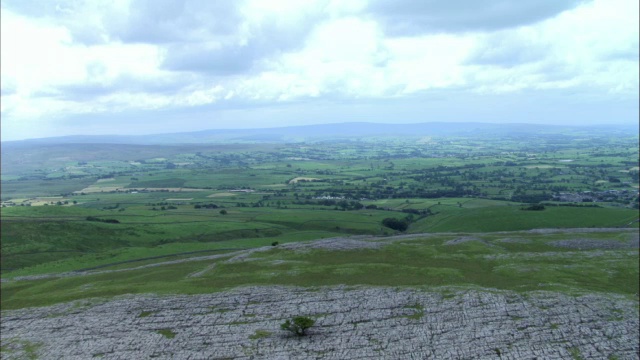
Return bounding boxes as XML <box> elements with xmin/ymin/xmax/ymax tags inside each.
<box><xmin>280</xmin><ymin>316</ymin><xmax>315</xmax><ymax>336</ymax></box>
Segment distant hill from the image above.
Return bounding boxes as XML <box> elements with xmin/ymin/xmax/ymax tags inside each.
<box><xmin>3</xmin><ymin>122</ymin><xmax>637</xmax><ymax>146</ymax></box>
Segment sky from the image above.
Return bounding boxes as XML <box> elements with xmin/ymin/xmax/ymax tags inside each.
<box><xmin>1</xmin><ymin>0</ymin><xmax>638</xmax><ymax>141</ymax></box>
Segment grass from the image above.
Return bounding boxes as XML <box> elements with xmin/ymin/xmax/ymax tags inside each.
<box><xmin>127</xmin><ymin>178</ymin><xmax>186</xmax><ymax>188</ymax></box>
<box><xmin>411</xmin><ymin>206</ymin><xmax>638</xmax><ymax>233</ymax></box>
<box><xmin>402</xmin><ymin>303</ymin><xmax>425</xmax><ymax>320</ymax></box>
<box><xmin>0</xmin><ymin>339</ymin><xmax>42</xmax><ymax>360</ymax></box>
<box><xmin>249</xmin><ymin>330</ymin><xmax>272</xmax><ymax>340</ymax></box>
<box><xmin>1</xmin><ymin>228</ymin><xmax>342</xmax><ymax>278</ymax></box>
<box><xmin>156</xmin><ymin>329</ymin><xmax>176</xmax><ymax>339</ymax></box>
<box><xmin>1</xmin><ymin>135</ymin><xmax>638</xmax><ymax>313</ymax></box>
<box><xmin>2</xmin><ymin>229</ymin><xmax>637</xmax><ymax>310</ymax></box>
<box><xmin>1</xmin><ymin>177</ymin><xmax>96</xmax><ymax>200</ymax></box>
<box><xmin>569</xmin><ymin>347</ymin><xmax>584</xmax><ymax>360</ymax></box>
<box><xmin>139</xmin><ymin>310</ymin><xmax>157</xmax><ymax>318</ymax></box>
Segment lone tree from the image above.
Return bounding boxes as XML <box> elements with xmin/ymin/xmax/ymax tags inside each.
<box><xmin>280</xmin><ymin>316</ymin><xmax>315</xmax><ymax>336</ymax></box>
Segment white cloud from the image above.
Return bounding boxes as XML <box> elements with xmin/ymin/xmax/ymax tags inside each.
<box><xmin>384</xmin><ymin>34</ymin><xmax>476</xmax><ymax>93</ymax></box>
<box><xmin>1</xmin><ymin>6</ymin><xmax>167</xmax><ymax>135</ymax></box>
<box><xmin>0</xmin><ymin>0</ymin><xmax>638</xmax><ymax>141</ymax></box>
<box><xmin>462</xmin><ymin>0</ymin><xmax>639</xmax><ymax>96</ymax></box>
<box><xmin>1</xmin><ymin>10</ymin><xmax>80</xmax><ymax>94</ymax></box>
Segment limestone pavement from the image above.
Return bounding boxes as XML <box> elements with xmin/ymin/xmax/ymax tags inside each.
<box><xmin>2</xmin><ymin>286</ymin><xmax>638</xmax><ymax>359</ymax></box>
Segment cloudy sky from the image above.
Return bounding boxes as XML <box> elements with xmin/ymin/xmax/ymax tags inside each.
<box><xmin>1</xmin><ymin>0</ymin><xmax>638</xmax><ymax>141</ymax></box>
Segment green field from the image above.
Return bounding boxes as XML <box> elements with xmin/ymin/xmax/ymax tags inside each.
<box><xmin>2</xmin><ymin>229</ymin><xmax>637</xmax><ymax>310</ymax></box>
<box><xmin>1</xmin><ymin>133</ymin><xmax>638</xmax><ymax>310</ymax></box>
<box><xmin>411</xmin><ymin>205</ymin><xmax>638</xmax><ymax>232</ymax></box>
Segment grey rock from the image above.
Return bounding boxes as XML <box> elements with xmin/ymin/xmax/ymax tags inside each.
<box><xmin>2</xmin><ymin>286</ymin><xmax>638</xmax><ymax>359</ymax></box>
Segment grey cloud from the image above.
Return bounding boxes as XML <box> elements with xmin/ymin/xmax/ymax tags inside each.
<box><xmin>368</xmin><ymin>0</ymin><xmax>586</xmax><ymax>35</ymax></box>
<box><xmin>1</xmin><ymin>0</ymin><xmax>61</xmax><ymax>18</ymax></box>
<box><xmin>1</xmin><ymin>76</ymin><xmax>17</xmax><ymax>96</ymax></box>
<box><xmin>109</xmin><ymin>0</ymin><xmax>241</xmax><ymax>44</ymax></box>
<box><xmin>54</xmin><ymin>83</ymin><xmax>116</xmax><ymax>101</ymax></box>
<box><xmin>533</xmin><ymin>62</ymin><xmax>581</xmax><ymax>84</ymax></box>
<box><xmin>52</xmin><ymin>74</ymin><xmax>191</xmax><ymax>102</ymax></box>
<box><xmin>160</xmin><ymin>9</ymin><xmax>323</xmax><ymax>75</ymax></box>
<box><xmin>603</xmin><ymin>45</ymin><xmax>639</xmax><ymax>62</ymax></box>
<box><xmin>465</xmin><ymin>32</ymin><xmax>550</xmax><ymax>67</ymax></box>
<box><xmin>162</xmin><ymin>43</ymin><xmax>256</xmax><ymax>75</ymax></box>
<box><xmin>2</xmin><ymin>0</ymin><xmax>114</xmax><ymax>45</ymax></box>
<box><xmin>107</xmin><ymin>0</ymin><xmax>190</xmax><ymax>44</ymax></box>
<box><xmin>68</xmin><ymin>27</ymin><xmax>108</xmax><ymax>45</ymax></box>
<box><xmin>468</xmin><ymin>45</ymin><xmax>547</xmax><ymax>67</ymax></box>
<box><xmin>1</xmin><ymin>86</ymin><xmax>17</xmax><ymax>97</ymax></box>
<box><xmin>5</xmin><ymin>0</ymin><xmax>321</xmax><ymax>77</ymax></box>
<box><xmin>2</xmin><ymin>0</ymin><xmax>242</xmax><ymax>45</ymax></box>
<box><xmin>4</xmin><ymin>0</ymin><xmax>326</xmax><ymax>77</ymax></box>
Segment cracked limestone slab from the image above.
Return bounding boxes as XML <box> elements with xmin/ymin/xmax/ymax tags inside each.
<box><xmin>1</xmin><ymin>286</ymin><xmax>638</xmax><ymax>359</ymax></box>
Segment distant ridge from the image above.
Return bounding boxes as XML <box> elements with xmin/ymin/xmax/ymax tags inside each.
<box><xmin>3</xmin><ymin>122</ymin><xmax>637</xmax><ymax>145</ymax></box>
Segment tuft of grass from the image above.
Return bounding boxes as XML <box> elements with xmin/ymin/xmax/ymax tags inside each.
<box><xmin>569</xmin><ymin>347</ymin><xmax>584</xmax><ymax>360</ymax></box>
<box><xmin>441</xmin><ymin>292</ymin><xmax>456</xmax><ymax>299</ymax></box>
<box><xmin>138</xmin><ymin>310</ymin><xmax>156</xmax><ymax>318</ymax></box>
<box><xmin>156</xmin><ymin>329</ymin><xmax>176</xmax><ymax>339</ymax></box>
<box><xmin>249</xmin><ymin>329</ymin><xmax>272</xmax><ymax>340</ymax></box>
<box><xmin>403</xmin><ymin>303</ymin><xmax>425</xmax><ymax>320</ymax></box>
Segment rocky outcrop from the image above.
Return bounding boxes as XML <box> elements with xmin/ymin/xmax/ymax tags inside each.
<box><xmin>2</xmin><ymin>286</ymin><xmax>638</xmax><ymax>359</ymax></box>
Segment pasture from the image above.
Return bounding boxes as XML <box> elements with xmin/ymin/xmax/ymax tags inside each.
<box><xmin>1</xmin><ymin>132</ymin><xmax>638</xmax><ymax>310</ymax></box>
<box><xmin>1</xmin><ymin>229</ymin><xmax>637</xmax><ymax>310</ymax></box>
